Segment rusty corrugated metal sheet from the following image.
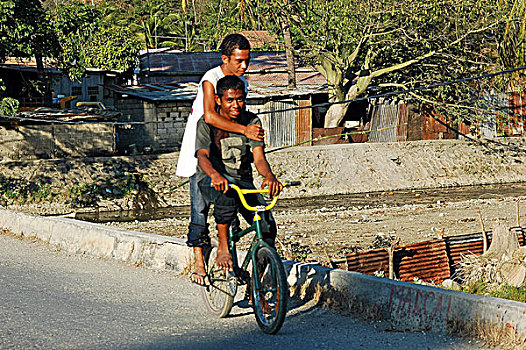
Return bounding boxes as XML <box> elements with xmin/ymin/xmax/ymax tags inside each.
<box><xmin>312</xmin><ymin>127</ymin><xmax>348</xmax><ymax>145</ymax></box>
<box><xmin>512</xmin><ymin>227</ymin><xmax>526</xmax><ymax>245</ymax></box>
<box><xmin>295</xmin><ymin>100</ymin><xmax>312</xmax><ymax>146</ymax></box>
<box><xmin>346</xmin><ymin>240</ymin><xmax>450</xmax><ymax>283</ymax></box>
<box><xmin>396</xmin><ymin>103</ymin><xmax>408</xmax><ymax>142</ymax></box>
<box><xmin>346</xmin><ymin>228</ymin><xmax>526</xmax><ymax>283</ymax></box>
<box><xmin>139</xmin><ymin>51</ymin><xmax>327</xmax><ymax>87</ymax></box>
<box><xmin>346</xmin><ymin>248</ymin><xmax>389</xmax><ymax>275</ymax></box>
<box><xmin>445</xmin><ymin>232</ymin><xmax>489</xmax><ymax>266</ymax></box>
<box><xmin>395</xmin><ymin>239</ymin><xmax>450</xmax><ymax>283</ymax></box>
<box><xmin>507</xmin><ymin>92</ymin><xmax>526</xmax><ymax>136</ymax></box>
<box><xmin>420</xmin><ymin>104</ymin><xmax>471</xmax><ymax>140</ymax></box>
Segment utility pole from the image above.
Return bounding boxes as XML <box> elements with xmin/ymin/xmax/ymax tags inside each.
<box><xmin>185</xmin><ymin>21</ymin><xmax>189</xmax><ymax>52</ymax></box>
<box><xmin>154</xmin><ymin>14</ymin><xmax>158</xmax><ymax>49</ymax></box>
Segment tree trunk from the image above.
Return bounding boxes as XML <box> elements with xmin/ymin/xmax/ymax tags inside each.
<box><xmin>324</xmin><ymin>103</ymin><xmax>350</xmax><ymax>128</ymax></box>
<box><xmin>281</xmin><ymin>14</ymin><xmax>296</xmax><ymax>89</ymax></box>
<box><xmin>35</xmin><ymin>52</ymin><xmax>52</xmax><ymax>107</ymax></box>
<box><xmin>323</xmin><ymin>75</ymin><xmax>372</xmax><ymax>128</ymax></box>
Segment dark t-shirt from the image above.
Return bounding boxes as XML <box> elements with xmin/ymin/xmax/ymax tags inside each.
<box><xmin>195</xmin><ymin>111</ymin><xmax>264</xmax><ymax>182</ymax></box>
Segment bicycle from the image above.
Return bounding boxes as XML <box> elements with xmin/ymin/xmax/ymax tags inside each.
<box><xmin>201</xmin><ymin>181</ymin><xmax>300</xmax><ymax>334</ymax></box>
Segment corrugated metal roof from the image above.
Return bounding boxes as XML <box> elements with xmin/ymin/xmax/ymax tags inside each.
<box><xmin>139</xmin><ymin>51</ymin><xmax>327</xmax><ymax>88</ymax></box>
<box><xmin>0</xmin><ymin>57</ymin><xmax>123</xmax><ymax>74</ymax></box>
<box><xmin>108</xmin><ymin>83</ymin><xmax>198</xmax><ymax>101</ymax></box>
<box><xmin>15</xmin><ymin>107</ymin><xmax>121</xmax><ymax>121</ymax></box>
<box><xmin>108</xmin><ymin>82</ymin><xmax>326</xmax><ymax>102</ymax></box>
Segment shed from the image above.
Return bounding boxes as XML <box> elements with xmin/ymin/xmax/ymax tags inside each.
<box><xmin>0</xmin><ymin>57</ymin><xmax>127</xmax><ymax>109</ymax></box>
<box><xmin>109</xmin><ymin>82</ymin><xmax>327</xmax><ymax>154</ymax></box>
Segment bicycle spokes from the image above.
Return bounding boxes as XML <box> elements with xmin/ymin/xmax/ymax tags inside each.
<box><xmin>252</xmin><ymin>246</ymin><xmax>288</xmax><ymax>334</ymax></box>
<box><xmin>201</xmin><ymin>248</ymin><xmax>237</xmax><ymax>318</ymax></box>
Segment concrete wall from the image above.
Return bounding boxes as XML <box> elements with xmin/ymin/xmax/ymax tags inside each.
<box><xmin>0</xmin><ymin>123</ymin><xmax>115</xmax><ymax>160</ymax></box>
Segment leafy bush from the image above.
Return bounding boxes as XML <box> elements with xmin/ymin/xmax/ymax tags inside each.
<box><xmin>0</xmin><ymin>97</ymin><xmax>19</xmax><ymax>116</ymax></box>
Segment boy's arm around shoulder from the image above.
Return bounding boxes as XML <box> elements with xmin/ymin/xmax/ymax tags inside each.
<box><xmin>252</xmin><ymin>146</ymin><xmax>283</xmax><ymax>197</ymax></box>
<box><xmin>202</xmin><ymin>80</ymin><xmax>264</xmax><ymax>141</ymax></box>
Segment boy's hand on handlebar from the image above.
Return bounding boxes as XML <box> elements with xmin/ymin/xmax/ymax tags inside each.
<box><xmin>262</xmin><ymin>174</ymin><xmax>283</xmax><ymax>197</ymax></box>
<box><xmin>211</xmin><ymin>173</ymin><xmax>229</xmax><ymax>193</ymax></box>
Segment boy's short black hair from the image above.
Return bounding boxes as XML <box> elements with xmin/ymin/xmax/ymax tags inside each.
<box><xmin>220</xmin><ymin>34</ymin><xmax>250</xmax><ymax>57</ymax></box>
<box><xmin>216</xmin><ymin>76</ymin><xmax>246</xmax><ymax>98</ymax></box>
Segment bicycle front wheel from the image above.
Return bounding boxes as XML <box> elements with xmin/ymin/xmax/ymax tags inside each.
<box><xmin>251</xmin><ymin>245</ymin><xmax>289</xmax><ymax>334</ymax></box>
<box><xmin>201</xmin><ymin>247</ymin><xmax>237</xmax><ymax>318</ymax></box>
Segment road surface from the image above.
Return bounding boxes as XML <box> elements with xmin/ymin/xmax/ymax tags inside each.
<box><xmin>0</xmin><ymin>233</ymin><xmax>487</xmax><ymax>350</ymax></box>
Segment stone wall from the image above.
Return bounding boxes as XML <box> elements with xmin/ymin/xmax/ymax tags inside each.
<box><xmin>0</xmin><ymin>123</ymin><xmax>115</xmax><ymax>160</ymax></box>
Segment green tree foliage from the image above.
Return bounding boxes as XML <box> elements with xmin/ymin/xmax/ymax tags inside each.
<box><xmin>0</xmin><ymin>97</ymin><xmax>19</xmax><ymax>116</ymax></box>
<box><xmin>0</xmin><ymin>0</ymin><xmax>56</xmax><ymax>60</ymax></box>
<box><xmin>0</xmin><ymin>0</ymin><xmax>140</xmax><ymax>90</ymax></box>
<box><xmin>46</xmin><ymin>1</ymin><xmax>141</xmax><ymax>80</ymax></box>
<box><xmin>497</xmin><ymin>0</ymin><xmax>526</xmax><ymax>89</ymax></box>
<box><xmin>98</xmin><ymin>0</ymin><xmax>182</xmax><ymax>50</ymax></box>
<box><xmin>0</xmin><ymin>1</ymin><xmax>15</xmax><ymax>59</ymax></box>
<box><xmin>283</xmin><ymin>0</ymin><xmax>515</xmax><ymax>127</ymax></box>
<box><xmin>0</xmin><ymin>0</ymin><xmax>57</xmax><ymax>105</ymax></box>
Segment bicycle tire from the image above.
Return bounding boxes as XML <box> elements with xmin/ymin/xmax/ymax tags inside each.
<box><xmin>201</xmin><ymin>247</ymin><xmax>236</xmax><ymax>318</ymax></box>
<box><xmin>251</xmin><ymin>245</ymin><xmax>288</xmax><ymax>334</ymax></box>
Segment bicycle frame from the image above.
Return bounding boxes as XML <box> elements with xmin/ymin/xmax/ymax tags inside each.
<box><xmin>208</xmin><ymin>182</ymin><xmax>298</xmax><ymax>291</ymax></box>
<box><xmin>229</xmin><ymin>211</ymin><xmax>273</xmax><ymax>290</ymax></box>
<box><xmin>217</xmin><ymin>184</ymin><xmax>277</xmax><ymax>288</ymax></box>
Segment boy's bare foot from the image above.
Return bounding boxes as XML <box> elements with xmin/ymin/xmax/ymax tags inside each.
<box><xmin>191</xmin><ymin>247</ymin><xmax>210</xmax><ymax>286</ymax></box>
<box><xmin>216</xmin><ymin>248</ymin><xmax>233</xmax><ymax>272</ymax></box>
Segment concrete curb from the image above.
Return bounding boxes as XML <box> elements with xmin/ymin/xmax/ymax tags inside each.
<box><xmin>0</xmin><ymin>208</ymin><xmax>191</xmax><ymax>272</ymax></box>
<box><xmin>2</xmin><ymin>208</ymin><xmax>526</xmax><ymax>337</ymax></box>
<box><xmin>285</xmin><ymin>262</ymin><xmax>526</xmax><ymax>335</ymax></box>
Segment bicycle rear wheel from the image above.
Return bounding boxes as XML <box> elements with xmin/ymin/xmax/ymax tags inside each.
<box><xmin>201</xmin><ymin>247</ymin><xmax>237</xmax><ymax>318</ymax></box>
<box><xmin>251</xmin><ymin>245</ymin><xmax>288</xmax><ymax>334</ymax></box>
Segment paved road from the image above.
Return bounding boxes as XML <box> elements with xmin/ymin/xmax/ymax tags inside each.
<box><xmin>0</xmin><ymin>233</ymin><xmax>488</xmax><ymax>350</ymax></box>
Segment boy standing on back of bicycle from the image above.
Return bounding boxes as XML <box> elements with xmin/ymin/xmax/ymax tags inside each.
<box><xmin>195</xmin><ymin>75</ymin><xmax>283</xmax><ymax>271</ymax></box>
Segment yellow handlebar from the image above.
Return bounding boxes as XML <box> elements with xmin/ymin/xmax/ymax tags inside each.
<box><xmin>229</xmin><ymin>184</ymin><xmax>279</xmax><ymax>212</ymax></box>
<box><xmin>228</xmin><ymin>181</ymin><xmax>300</xmax><ymax>212</ymax></box>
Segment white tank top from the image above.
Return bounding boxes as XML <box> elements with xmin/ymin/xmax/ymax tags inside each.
<box><xmin>175</xmin><ymin>66</ymin><xmax>249</xmax><ymax>177</ymax></box>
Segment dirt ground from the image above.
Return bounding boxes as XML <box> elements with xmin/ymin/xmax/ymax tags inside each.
<box><xmin>100</xmin><ymin>183</ymin><xmax>526</xmax><ymax>268</ymax></box>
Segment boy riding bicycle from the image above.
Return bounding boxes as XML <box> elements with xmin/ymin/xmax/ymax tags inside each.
<box><xmin>195</xmin><ymin>75</ymin><xmax>282</xmax><ymax>273</ymax></box>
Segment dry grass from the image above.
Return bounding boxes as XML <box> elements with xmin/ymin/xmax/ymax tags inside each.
<box><xmin>448</xmin><ymin>316</ymin><xmax>526</xmax><ymax>349</ymax></box>
<box><xmin>454</xmin><ymin>252</ymin><xmax>501</xmax><ymax>285</ymax></box>
<box><xmin>1</xmin><ymin>228</ymin><xmax>41</xmax><ymax>244</ymax></box>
